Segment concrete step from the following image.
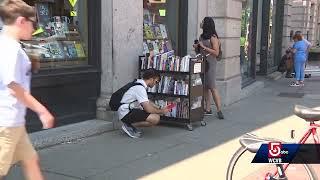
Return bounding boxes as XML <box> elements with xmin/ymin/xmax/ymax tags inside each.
<box><xmin>30</xmin><ymin>120</ymin><xmax>114</xmax><ymax>150</ymax></box>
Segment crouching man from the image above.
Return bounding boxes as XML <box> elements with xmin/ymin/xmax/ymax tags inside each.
<box><xmin>118</xmin><ymin>69</ymin><xmax>170</xmax><ymax>138</ymax></box>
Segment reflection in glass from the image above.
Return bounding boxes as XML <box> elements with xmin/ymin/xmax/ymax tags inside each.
<box><xmin>240</xmin><ymin>0</ymin><xmax>253</xmax><ymax>80</ymax></box>
<box><xmin>22</xmin><ymin>0</ymin><xmax>88</xmax><ymax>69</ymax></box>
<box><xmin>267</xmin><ymin>0</ymin><xmax>276</xmax><ymax>68</ymax></box>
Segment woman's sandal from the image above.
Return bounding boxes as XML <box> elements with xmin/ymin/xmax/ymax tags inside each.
<box><xmin>289</xmin><ymin>82</ymin><xmax>300</xmax><ymax>87</ymax></box>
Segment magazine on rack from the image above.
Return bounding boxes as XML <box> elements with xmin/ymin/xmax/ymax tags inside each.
<box><xmin>62</xmin><ymin>41</ymin><xmax>78</xmax><ymax>58</ymax></box>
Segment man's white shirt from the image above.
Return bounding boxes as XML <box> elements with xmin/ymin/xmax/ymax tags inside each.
<box><xmin>118</xmin><ymin>79</ymin><xmax>149</xmax><ymax>120</ymax></box>
<box><xmin>0</xmin><ymin>34</ymin><xmax>31</xmax><ymax>127</ymax></box>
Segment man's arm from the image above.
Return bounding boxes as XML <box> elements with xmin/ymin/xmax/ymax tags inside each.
<box><xmin>141</xmin><ymin>101</ymin><xmax>169</xmax><ymax>114</ymax></box>
<box><xmin>149</xmin><ymin>101</ymin><xmax>160</xmax><ymax>109</ymax></box>
<box><xmin>8</xmin><ymin>82</ymin><xmax>55</xmax><ymax>129</ymax></box>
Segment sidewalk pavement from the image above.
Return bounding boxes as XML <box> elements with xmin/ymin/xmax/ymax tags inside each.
<box><xmin>6</xmin><ymin>75</ymin><xmax>320</xmax><ymax>180</ymax></box>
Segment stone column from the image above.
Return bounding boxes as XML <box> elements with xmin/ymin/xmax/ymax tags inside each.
<box><xmin>97</xmin><ymin>0</ymin><xmax>143</xmax><ymax>123</ymax></box>
<box><xmin>97</xmin><ymin>0</ymin><xmax>114</xmax><ymax>121</ymax></box>
<box><xmin>207</xmin><ymin>0</ymin><xmax>242</xmax><ymax>105</ymax></box>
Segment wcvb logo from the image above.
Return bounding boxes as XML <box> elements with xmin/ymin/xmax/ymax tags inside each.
<box><xmin>268</xmin><ymin>142</ymin><xmax>282</xmax><ymax>158</ymax></box>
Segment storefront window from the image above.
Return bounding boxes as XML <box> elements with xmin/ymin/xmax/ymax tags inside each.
<box><xmin>143</xmin><ymin>0</ymin><xmax>180</xmax><ymax>56</ymax></box>
<box><xmin>240</xmin><ymin>0</ymin><xmax>254</xmax><ymax>80</ymax></box>
<box><xmin>23</xmin><ymin>0</ymin><xmax>88</xmax><ymax>69</ymax></box>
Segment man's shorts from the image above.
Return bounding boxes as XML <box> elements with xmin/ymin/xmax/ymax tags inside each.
<box><xmin>121</xmin><ymin>109</ymin><xmax>150</xmax><ymax>124</ymax></box>
<box><xmin>0</xmin><ymin>126</ymin><xmax>37</xmax><ymax>176</ymax></box>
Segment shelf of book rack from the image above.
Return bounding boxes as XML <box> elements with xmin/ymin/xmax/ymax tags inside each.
<box><xmin>40</xmin><ymin>59</ymin><xmax>87</xmax><ymax>68</ymax></box>
<box><xmin>28</xmin><ymin>36</ymin><xmax>82</xmax><ymax>42</ymax></box>
<box><xmin>159</xmin><ymin>107</ymin><xmax>203</xmax><ymax>123</ymax></box>
<box><xmin>140</xmin><ymin>69</ymin><xmax>189</xmax><ymax>75</ymax></box>
<box><xmin>147</xmin><ymin>92</ymin><xmax>188</xmax><ymax>98</ymax></box>
<box><xmin>139</xmin><ymin>55</ymin><xmax>206</xmax><ymax>131</ymax></box>
<box><xmin>159</xmin><ymin>117</ymin><xmax>189</xmax><ymax>124</ymax></box>
<box><xmin>143</xmin><ymin>38</ymin><xmax>169</xmax><ymax>41</ymax></box>
<box><xmin>40</xmin><ymin>57</ymin><xmax>87</xmax><ymax>62</ymax></box>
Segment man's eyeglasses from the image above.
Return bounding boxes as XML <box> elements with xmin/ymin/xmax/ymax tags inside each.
<box><xmin>25</xmin><ymin>17</ymin><xmax>38</xmax><ymax>29</ymax></box>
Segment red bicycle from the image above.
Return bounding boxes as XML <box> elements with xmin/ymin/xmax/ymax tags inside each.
<box><xmin>226</xmin><ymin>105</ymin><xmax>320</xmax><ymax>180</ymax></box>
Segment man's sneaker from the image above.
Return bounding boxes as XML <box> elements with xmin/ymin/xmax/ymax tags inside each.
<box><xmin>122</xmin><ymin>123</ymin><xmax>140</xmax><ymax>138</ymax></box>
<box><xmin>128</xmin><ymin>124</ymin><xmax>142</xmax><ymax>135</ymax></box>
<box><xmin>217</xmin><ymin>111</ymin><xmax>224</xmax><ymax>119</ymax></box>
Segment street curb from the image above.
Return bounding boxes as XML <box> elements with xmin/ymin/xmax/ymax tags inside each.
<box><xmin>30</xmin><ymin>120</ymin><xmax>114</xmax><ymax>150</ymax></box>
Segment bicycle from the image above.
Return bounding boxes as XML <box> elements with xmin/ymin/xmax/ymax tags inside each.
<box><xmin>226</xmin><ymin>105</ymin><xmax>320</xmax><ymax>180</ymax></box>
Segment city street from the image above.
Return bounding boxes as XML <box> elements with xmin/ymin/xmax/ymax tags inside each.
<box><xmin>7</xmin><ymin>76</ymin><xmax>320</xmax><ymax>180</ymax></box>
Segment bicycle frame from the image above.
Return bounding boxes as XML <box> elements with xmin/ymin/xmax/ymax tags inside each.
<box><xmin>266</xmin><ymin>121</ymin><xmax>320</xmax><ymax>179</ymax></box>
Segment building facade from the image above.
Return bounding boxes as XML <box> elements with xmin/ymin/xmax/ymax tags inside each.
<box><xmin>98</xmin><ymin>0</ymin><xmax>320</xmax><ymax>124</ymax></box>
<box><xmin>283</xmin><ymin>0</ymin><xmax>320</xmax><ymax>53</ymax></box>
<box><xmin>3</xmin><ymin>0</ymin><xmax>316</xmax><ymax>131</ymax></box>
<box><xmin>98</xmin><ymin>0</ymin><xmax>246</xmax><ymax>121</ymax></box>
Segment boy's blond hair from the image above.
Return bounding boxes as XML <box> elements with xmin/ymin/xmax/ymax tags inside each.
<box><xmin>0</xmin><ymin>0</ymin><xmax>35</xmax><ymax>25</ymax></box>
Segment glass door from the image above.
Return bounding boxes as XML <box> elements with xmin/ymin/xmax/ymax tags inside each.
<box><xmin>267</xmin><ymin>0</ymin><xmax>276</xmax><ymax>69</ymax></box>
<box><xmin>240</xmin><ymin>0</ymin><xmax>258</xmax><ymax>87</ymax></box>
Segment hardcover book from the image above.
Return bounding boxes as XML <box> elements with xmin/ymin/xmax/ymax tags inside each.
<box><xmin>35</xmin><ymin>2</ymin><xmax>51</xmax><ymax>27</ymax></box>
<box><xmin>152</xmin><ymin>24</ymin><xmax>163</xmax><ymax>39</ymax></box>
<box><xmin>159</xmin><ymin>24</ymin><xmax>168</xmax><ymax>39</ymax></box>
<box><xmin>62</xmin><ymin>41</ymin><xmax>78</xmax><ymax>58</ymax></box>
<box><xmin>144</xmin><ymin>24</ymin><xmax>155</xmax><ymax>39</ymax></box>
<box><xmin>74</xmin><ymin>42</ymin><xmax>86</xmax><ymax>58</ymax></box>
<box><xmin>48</xmin><ymin>41</ymin><xmax>65</xmax><ymax>59</ymax></box>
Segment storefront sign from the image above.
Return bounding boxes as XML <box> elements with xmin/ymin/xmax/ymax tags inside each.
<box><xmin>194</xmin><ymin>63</ymin><xmax>202</xmax><ymax>73</ymax></box>
<box><xmin>69</xmin><ymin>0</ymin><xmax>78</xmax><ymax>7</ymax></box>
<box><xmin>159</xmin><ymin>9</ymin><xmax>166</xmax><ymax>16</ymax></box>
<box><xmin>70</xmin><ymin>11</ymin><xmax>77</xmax><ymax>17</ymax></box>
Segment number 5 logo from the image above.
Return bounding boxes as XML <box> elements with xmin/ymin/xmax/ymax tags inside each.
<box><xmin>268</xmin><ymin>142</ymin><xmax>282</xmax><ymax>157</ymax></box>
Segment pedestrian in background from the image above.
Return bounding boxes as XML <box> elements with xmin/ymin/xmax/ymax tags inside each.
<box><xmin>0</xmin><ymin>0</ymin><xmax>55</xmax><ymax>179</ymax></box>
<box><xmin>295</xmin><ymin>31</ymin><xmax>312</xmax><ymax>78</ymax></box>
<box><xmin>290</xmin><ymin>33</ymin><xmax>308</xmax><ymax>86</ymax></box>
<box><xmin>194</xmin><ymin>17</ymin><xmax>224</xmax><ymax>119</ymax></box>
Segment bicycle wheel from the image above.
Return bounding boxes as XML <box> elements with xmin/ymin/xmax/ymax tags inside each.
<box><xmin>226</xmin><ymin>146</ymin><xmax>318</xmax><ymax>180</ymax></box>
<box><xmin>226</xmin><ymin>146</ymin><xmax>247</xmax><ymax>180</ymax></box>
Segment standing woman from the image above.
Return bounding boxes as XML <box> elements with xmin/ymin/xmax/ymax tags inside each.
<box><xmin>290</xmin><ymin>33</ymin><xmax>307</xmax><ymax>87</ymax></box>
<box><xmin>194</xmin><ymin>17</ymin><xmax>224</xmax><ymax>119</ymax></box>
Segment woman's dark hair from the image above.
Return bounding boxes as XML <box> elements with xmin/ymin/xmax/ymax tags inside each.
<box><xmin>201</xmin><ymin>17</ymin><xmax>219</xmax><ymax>40</ymax></box>
<box><xmin>293</xmin><ymin>34</ymin><xmax>302</xmax><ymax>41</ymax></box>
<box><xmin>142</xmin><ymin>68</ymin><xmax>160</xmax><ymax>80</ymax></box>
